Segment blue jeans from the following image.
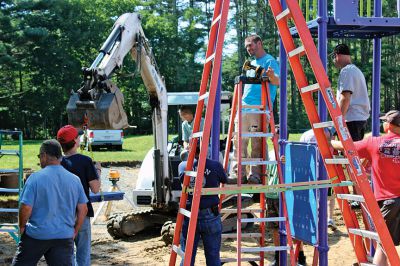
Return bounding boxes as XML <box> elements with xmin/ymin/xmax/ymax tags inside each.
<box><xmin>180</xmin><ymin>208</ymin><xmax>222</xmax><ymax>266</ymax></box>
<box><xmin>75</xmin><ymin>217</ymin><xmax>91</xmax><ymax>266</ymax></box>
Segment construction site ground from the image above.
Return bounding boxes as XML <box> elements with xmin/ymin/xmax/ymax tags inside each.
<box><xmin>1</xmin><ymin>165</ymin><xmax>399</xmax><ymax>265</ymax></box>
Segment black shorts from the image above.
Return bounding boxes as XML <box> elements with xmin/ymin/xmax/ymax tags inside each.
<box><xmin>378</xmin><ymin>197</ymin><xmax>400</xmax><ymax>245</ymax></box>
<box><xmin>266</xmin><ymin>198</ymin><xmax>279</xmax><ymax>229</ymax></box>
<box><xmin>346</xmin><ymin>120</ymin><xmax>367</xmax><ymax>141</ymax></box>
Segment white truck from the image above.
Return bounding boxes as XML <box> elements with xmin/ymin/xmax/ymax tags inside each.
<box><xmin>80</xmin><ymin>129</ymin><xmax>123</xmax><ymax>151</ymax></box>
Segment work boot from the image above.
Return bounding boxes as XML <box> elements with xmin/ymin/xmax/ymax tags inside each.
<box><xmin>328</xmin><ymin>219</ymin><xmax>337</xmax><ymax>231</ymax></box>
<box><xmin>298</xmin><ymin>251</ymin><xmax>306</xmax><ymax>266</ymax></box>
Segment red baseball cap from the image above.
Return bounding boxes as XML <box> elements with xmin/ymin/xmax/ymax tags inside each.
<box><xmin>57</xmin><ymin>125</ymin><xmax>83</xmax><ymax>144</ymax></box>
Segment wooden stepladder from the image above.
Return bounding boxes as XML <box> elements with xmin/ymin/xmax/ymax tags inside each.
<box><xmin>168</xmin><ymin>0</ymin><xmax>230</xmax><ymax>265</ymax></box>
<box><xmin>268</xmin><ymin>0</ymin><xmax>400</xmax><ymax>265</ymax></box>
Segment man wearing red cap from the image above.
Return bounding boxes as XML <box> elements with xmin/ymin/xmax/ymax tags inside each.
<box><xmin>332</xmin><ymin>110</ymin><xmax>400</xmax><ymax>265</ymax></box>
<box><xmin>57</xmin><ymin>125</ymin><xmax>101</xmax><ymax>266</ymax></box>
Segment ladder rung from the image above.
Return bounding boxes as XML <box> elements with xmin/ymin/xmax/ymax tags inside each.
<box><xmin>241</xmin><ymin>132</ymin><xmax>274</xmax><ymax>138</ymax></box>
<box><xmin>242</xmin><ymin>109</ymin><xmax>270</xmax><ymax>115</ymax></box>
<box><xmin>288</xmin><ymin>46</ymin><xmax>305</xmax><ymax>57</ymax></box>
<box><xmin>211</xmin><ymin>14</ymin><xmax>221</xmax><ymax>27</ymax></box>
<box><xmin>336</xmin><ymin>194</ymin><xmax>365</xmax><ymax>202</ymax></box>
<box><xmin>0</xmin><ymin>223</ymin><xmax>18</xmax><ymax>226</ymax></box>
<box><xmin>0</xmin><ymin>188</ymin><xmax>19</xmax><ymax>193</ymax></box>
<box><xmin>241</xmin><ymin>158</ymin><xmax>278</xmax><ymax>166</ymax></box>
<box><xmin>325</xmin><ymin>158</ymin><xmax>349</xmax><ymax>165</ymax></box>
<box><xmin>221</xmin><ymin>208</ymin><xmax>263</xmax><ymax>214</ymax></box>
<box><xmin>222</xmin><ymin>233</ymin><xmax>262</xmax><ymax>239</ymax></box>
<box><xmin>241</xmin><ymin>217</ymin><xmax>286</xmax><ymax>223</ymax></box>
<box><xmin>0</xmin><ymin>208</ymin><xmax>18</xmax><ymax>213</ymax></box>
<box><xmin>241</xmin><ymin>246</ymin><xmax>290</xmax><ymax>253</ymax></box>
<box><xmin>360</xmin><ymin>264</ymin><xmax>376</xmax><ymax>266</ymax></box>
<box><xmin>172</xmin><ymin>245</ymin><xmax>185</xmax><ymax>258</ymax></box>
<box><xmin>192</xmin><ymin>131</ymin><xmax>203</xmax><ymax>138</ymax></box>
<box><xmin>221</xmin><ymin>257</ymin><xmax>261</xmax><ymax>263</ymax></box>
<box><xmin>205</xmin><ymin>53</ymin><xmax>215</xmax><ymax>63</ymax></box>
<box><xmin>348</xmin><ymin>228</ymin><xmax>380</xmax><ymax>241</ymax></box>
<box><xmin>179</xmin><ymin>208</ymin><xmax>191</xmax><ymax>218</ymax></box>
<box><xmin>276</xmin><ymin>8</ymin><xmax>291</xmax><ymax>21</ymax></box>
<box><xmin>0</xmin><ymin>150</ymin><xmax>19</xmax><ymax>156</ymax></box>
<box><xmin>313</xmin><ymin>121</ymin><xmax>334</xmax><ymax>129</ymax></box>
<box><xmin>242</xmin><ymin>105</ymin><xmax>264</xmax><ymax>109</ymax></box>
<box><xmin>184</xmin><ymin>171</ymin><xmax>197</xmax><ymax>177</ymax></box>
<box><xmin>300</xmin><ymin>83</ymin><xmax>320</xmax><ymax>93</ymax></box>
<box><xmin>199</xmin><ymin>92</ymin><xmax>209</xmax><ymax>101</ymax></box>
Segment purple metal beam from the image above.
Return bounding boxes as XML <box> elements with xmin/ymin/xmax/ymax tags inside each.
<box><xmin>317</xmin><ymin>1</ymin><xmax>329</xmax><ymax>265</ymax></box>
<box><xmin>372</xmin><ymin>1</ymin><xmax>382</xmax><ymax>137</ymax></box>
<box><xmin>211</xmin><ymin>70</ymin><xmax>222</xmax><ymax>161</ymax></box>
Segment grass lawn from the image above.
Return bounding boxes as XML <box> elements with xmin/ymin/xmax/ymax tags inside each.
<box><xmin>1</xmin><ymin>133</ymin><xmax>302</xmax><ymax>171</ymax></box>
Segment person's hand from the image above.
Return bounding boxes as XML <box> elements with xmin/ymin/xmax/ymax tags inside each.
<box><xmin>73</xmin><ymin>227</ymin><xmax>79</xmax><ymax>239</ymax></box>
<box><xmin>19</xmin><ymin>226</ymin><xmax>25</xmax><ymax>235</ymax></box>
<box><xmin>94</xmin><ymin>161</ymin><xmax>101</xmax><ymax>176</ymax></box>
<box><xmin>280</xmin><ymin>155</ymin><xmax>286</xmax><ymax>164</ymax></box>
<box><xmin>265</xmin><ymin>67</ymin><xmax>275</xmax><ymax>81</ymax></box>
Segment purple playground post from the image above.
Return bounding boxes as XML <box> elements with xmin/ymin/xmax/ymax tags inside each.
<box><xmin>211</xmin><ymin>69</ymin><xmax>222</xmax><ymax>161</ymax></box>
<box><xmin>372</xmin><ymin>0</ymin><xmax>382</xmax><ymax>137</ymax></box>
<box><xmin>317</xmin><ymin>0</ymin><xmax>329</xmax><ymax>265</ymax></box>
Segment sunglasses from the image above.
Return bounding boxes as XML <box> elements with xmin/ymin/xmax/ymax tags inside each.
<box><xmin>37</xmin><ymin>153</ymin><xmax>43</xmax><ymax>159</ymax></box>
<box><xmin>329</xmin><ymin>53</ymin><xmax>336</xmax><ymax>60</ymax></box>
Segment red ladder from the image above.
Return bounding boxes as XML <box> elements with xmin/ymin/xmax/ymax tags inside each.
<box><xmin>268</xmin><ymin>0</ymin><xmax>400</xmax><ymax>264</ymax></box>
<box><xmin>168</xmin><ymin>0</ymin><xmax>230</xmax><ymax>265</ymax></box>
<box><xmin>220</xmin><ymin>76</ymin><xmax>296</xmax><ymax>265</ymax></box>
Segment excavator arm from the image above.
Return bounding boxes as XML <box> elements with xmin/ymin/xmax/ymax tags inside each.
<box><xmin>67</xmin><ymin>13</ymin><xmax>168</xmax><ymax>206</ymax></box>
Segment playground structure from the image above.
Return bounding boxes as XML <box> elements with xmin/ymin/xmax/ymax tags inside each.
<box><xmin>170</xmin><ymin>0</ymin><xmax>400</xmax><ymax>265</ymax></box>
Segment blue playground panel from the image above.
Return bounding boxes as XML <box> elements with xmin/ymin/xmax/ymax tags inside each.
<box><xmin>90</xmin><ymin>191</ymin><xmax>124</xmax><ymax>202</ymax></box>
<box><xmin>284</xmin><ymin>143</ymin><xmax>318</xmax><ymax>245</ymax></box>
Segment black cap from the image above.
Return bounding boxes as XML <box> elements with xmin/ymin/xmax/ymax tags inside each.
<box><xmin>380</xmin><ymin>110</ymin><xmax>400</xmax><ymax>127</ymax></box>
<box><xmin>40</xmin><ymin>139</ymin><xmax>62</xmax><ymax>159</ymax></box>
<box><xmin>333</xmin><ymin>44</ymin><xmax>350</xmax><ymax>55</ymax></box>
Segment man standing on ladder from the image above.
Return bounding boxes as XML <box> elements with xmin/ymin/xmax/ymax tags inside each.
<box><xmin>331</xmin><ymin>110</ymin><xmax>400</xmax><ymax>266</ymax></box>
<box><xmin>230</xmin><ymin>34</ymin><xmax>280</xmax><ymax>184</ymax></box>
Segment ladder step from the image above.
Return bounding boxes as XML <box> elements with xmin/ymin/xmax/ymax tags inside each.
<box><xmin>336</xmin><ymin>194</ymin><xmax>365</xmax><ymax>202</ymax></box>
<box><xmin>288</xmin><ymin>45</ymin><xmax>305</xmax><ymax>58</ymax></box>
<box><xmin>211</xmin><ymin>14</ymin><xmax>221</xmax><ymax>27</ymax></box>
<box><xmin>300</xmin><ymin>83</ymin><xmax>320</xmax><ymax>93</ymax></box>
<box><xmin>242</xmin><ymin>109</ymin><xmax>270</xmax><ymax>115</ymax></box>
<box><xmin>313</xmin><ymin>121</ymin><xmax>334</xmax><ymax>129</ymax></box>
<box><xmin>221</xmin><ymin>208</ymin><xmax>263</xmax><ymax>214</ymax></box>
<box><xmin>0</xmin><ymin>169</ymin><xmax>19</xmax><ymax>173</ymax></box>
<box><xmin>360</xmin><ymin>263</ymin><xmax>376</xmax><ymax>266</ymax></box>
<box><xmin>192</xmin><ymin>131</ymin><xmax>203</xmax><ymax>138</ymax></box>
<box><xmin>184</xmin><ymin>171</ymin><xmax>197</xmax><ymax>177</ymax></box>
<box><xmin>0</xmin><ymin>223</ymin><xmax>18</xmax><ymax>226</ymax></box>
<box><xmin>348</xmin><ymin>228</ymin><xmax>380</xmax><ymax>241</ymax></box>
<box><xmin>241</xmin><ymin>158</ymin><xmax>278</xmax><ymax>166</ymax></box>
<box><xmin>205</xmin><ymin>53</ymin><xmax>215</xmax><ymax>63</ymax></box>
<box><xmin>179</xmin><ymin>208</ymin><xmax>191</xmax><ymax>218</ymax></box>
<box><xmin>172</xmin><ymin>245</ymin><xmax>185</xmax><ymax>258</ymax></box>
<box><xmin>241</xmin><ymin>246</ymin><xmax>290</xmax><ymax>253</ymax></box>
<box><xmin>0</xmin><ymin>150</ymin><xmax>19</xmax><ymax>156</ymax></box>
<box><xmin>240</xmin><ymin>132</ymin><xmax>274</xmax><ymax>138</ymax></box>
<box><xmin>276</xmin><ymin>8</ymin><xmax>291</xmax><ymax>21</ymax></box>
<box><xmin>221</xmin><ymin>257</ymin><xmax>261</xmax><ymax>263</ymax></box>
<box><xmin>0</xmin><ymin>188</ymin><xmax>19</xmax><ymax>193</ymax></box>
<box><xmin>241</xmin><ymin>217</ymin><xmax>286</xmax><ymax>223</ymax></box>
<box><xmin>0</xmin><ymin>208</ymin><xmax>18</xmax><ymax>213</ymax></box>
<box><xmin>199</xmin><ymin>92</ymin><xmax>209</xmax><ymax>101</ymax></box>
<box><xmin>242</xmin><ymin>105</ymin><xmax>264</xmax><ymax>109</ymax></box>
<box><xmin>325</xmin><ymin>158</ymin><xmax>349</xmax><ymax>165</ymax></box>
<box><xmin>222</xmin><ymin>233</ymin><xmax>262</xmax><ymax>239</ymax></box>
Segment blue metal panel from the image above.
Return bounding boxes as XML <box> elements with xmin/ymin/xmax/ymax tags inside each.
<box><xmin>90</xmin><ymin>191</ymin><xmax>124</xmax><ymax>202</ymax></box>
<box><xmin>284</xmin><ymin>143</ymin><xmax>318</xmax><ymax>245</ymax></box>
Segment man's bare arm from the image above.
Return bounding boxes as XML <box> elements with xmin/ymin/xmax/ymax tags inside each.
<box><xmin>18</xmin><ymin>203</ymin><xmax>32</xmax><ymax>234</ymax></box>
<box><xmin>338</xmin><ymin>91</ymin><xmax>351</xmax><ymax>117</ymax></box>
<box><xmin>331</xmin><ymin>140</ymin><xmax>344</xmax><ymax>151</ymax></box>
<box><xmin>74</xmin><ymin>203</ymin><xmax>88</xmax><ymax>238</ymax></box>
<box><xmin>265</xmin><ymin>67</ymin><xmax>279</xmax><ymax>85</ymax></box>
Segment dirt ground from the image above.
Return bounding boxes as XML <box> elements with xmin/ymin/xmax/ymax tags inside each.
<box><xmin>0</xmin><ymin>166</ymin><xmax>394</xmax><ymax>265</ymax></box>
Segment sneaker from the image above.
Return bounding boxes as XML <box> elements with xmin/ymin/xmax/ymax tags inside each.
<box><xmin>269</xmin><ymin>260</ymin><xmax>279</xmax><ymax>266</ymax></box>
<box><xmin>328</xmin><ymin>219</ymin><xmax>337</xmax><ymax>231</ymax></box>
<box><xmin>247</xmin><ymin>175</ymin><xmax>262</xmax><ymax>184</ymax></box>
<box><xmin>298</xmin><ymin>251</ymin><xmax>306</xmax><ymax>265</ymax></box>
<box><xmin>351</xmin><ymin>201</ymin><xmax>361</xmax><ymax>209</ymax></box>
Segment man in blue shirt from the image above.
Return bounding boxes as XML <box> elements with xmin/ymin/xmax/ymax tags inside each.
<box><xmin>12</xmin><ymin>140</ymin><xmax>88</xmax><ymax>266</ymax></box>
<box><xmin>231</xmin><ymin>34</ymin><xmax>280</xmax><ymax>184</ymax></box>
<box><xmin>178</xmin><ymin>146</ymin><xmax>227</xmax><ymax>266</ymax></box>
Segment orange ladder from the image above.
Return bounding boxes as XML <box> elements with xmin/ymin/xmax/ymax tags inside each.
<box><xmin>168</xmin><ymin>0</ymin><xmax>230</xmax><ymax>265</ymax></box>
<box><xmin>268</xmin><ymin>0</ymin><xmax>400</xmax><ymax>264</ymax></box>
<box><xmin>219</xmin><ymin>76</ymin><xmax>296</xmax><ymax>265</ymax></box>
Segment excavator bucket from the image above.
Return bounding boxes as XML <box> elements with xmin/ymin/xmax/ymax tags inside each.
<box><xmin>67</xmin><ymin>83</ymin><xmax>128</xmax><ymax>130</ymax></box>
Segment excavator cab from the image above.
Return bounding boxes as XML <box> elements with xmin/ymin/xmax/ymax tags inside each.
<box><xmin>67</xmin><ymin>71</ymin><xmax>129</xmax><ymax>129</ymax></box>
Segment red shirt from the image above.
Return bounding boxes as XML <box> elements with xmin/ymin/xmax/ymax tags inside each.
<box><xmin>354</xmin><ymin>132</ymin><xmax>400</xmax><ymax>201</ymax></box>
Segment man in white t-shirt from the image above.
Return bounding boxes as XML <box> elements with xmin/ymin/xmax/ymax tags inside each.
<box><xmin>330</xmin><ymin>44</ymin><xmax>370</xmax><ymax>141</ymax></box>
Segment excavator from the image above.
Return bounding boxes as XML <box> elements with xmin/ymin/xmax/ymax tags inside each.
<box><xmin>67</xmin><ymin>12</ymin><xmax>253</xmax><ymax>242</ymax></box>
